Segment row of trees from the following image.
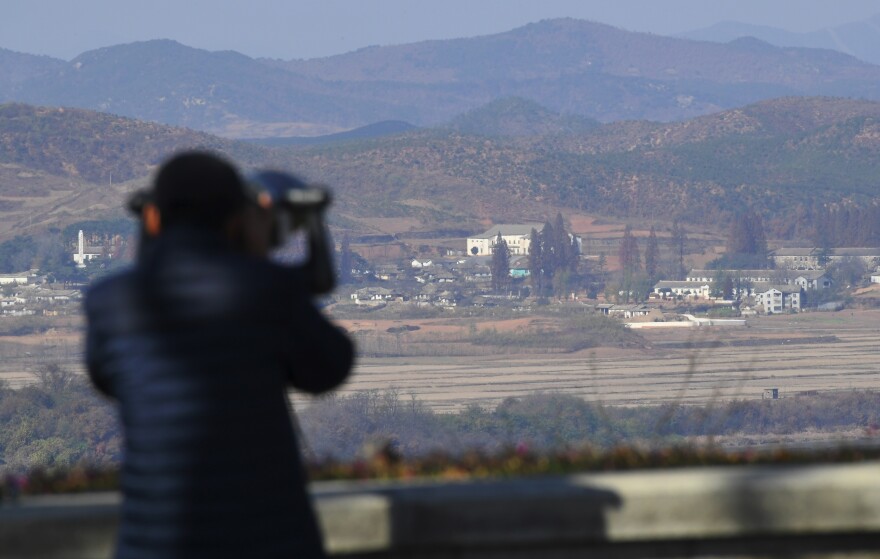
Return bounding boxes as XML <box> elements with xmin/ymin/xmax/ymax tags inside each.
<box><xmin>612</xmin><ymin>225</ymin><xmax>661</xmax><ymax>303</ymax></box>
<box><xmin>618</xmin><ymin>225</ymin><xmax>662</xmax><ymax>279</ymax></box>
<box><xmin>4</xmin><ymin>364</ymin><xmax>876</xmax><ymax>473</ymax></box>
<box><xmin>300</xmin><ymin>389</ymin><xmax>880</xmax><ymax>461</ymax></box>
<box><xmin>812</xmin><ymin>204</ymin><xmax>880</xmax><ymax>249</ymax></box>
<box><xmin>527</xmin><ymin>214</ymin><xmax>581</xmax><ymax>296</ymax></box>
<box><xmin>608</xmin><ymin>221</ymin><xmax>692</xmax><ymax>303</ymax></box>
<box><xmin>712</xmin><ymin>210</ymin><xmax>770</xmax><ymax>269</ymax></box>
<box><xmin>0</xmin><ymin>365</ymin><xmax>121</xmax><ymax>473</ymax></box>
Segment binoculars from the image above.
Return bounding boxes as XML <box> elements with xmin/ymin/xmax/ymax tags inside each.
<box><xmin>127</xmin><ymin>170</ymin><xmax>337</xmax><ymax>295</ymax></box>
<box><xmin>247</xmin><ymin>171</ymin><xmax>336</xmax><ymax>295</ymax></box>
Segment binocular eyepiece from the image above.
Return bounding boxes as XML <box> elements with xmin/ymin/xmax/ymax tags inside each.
<box><xmin>245</xmin><ymin>171</ymin><xmax>332</xmax><ymax>246</ymax></box>
<box><xmin>246</xmin><ymin>170</ymin><xmax>331</xmax><ymax>215</ymax></box>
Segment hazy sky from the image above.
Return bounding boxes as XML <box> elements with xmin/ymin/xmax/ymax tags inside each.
<box><xmin>4</xmin><ymin>0</ymin><xmax>880</xmax><ymax>61</ymax></box>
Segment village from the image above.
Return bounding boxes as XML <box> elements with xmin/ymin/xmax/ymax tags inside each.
<box><xmin>1</xmin><ymin>224</ymin><xmax>880</xmax><ymax>324</ymax></box>
<box><xmin>340</xmin><ymin>222</ymin><xmax>880</xmax><ymax>323</ymax></box>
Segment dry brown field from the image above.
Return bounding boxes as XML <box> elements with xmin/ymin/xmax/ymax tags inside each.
<box><xmin>2</xmin><ymin>309</ymin><xmax>878</xmax><ymax>417</ymax></box>
<box><xmin>297</xmin><ymin>309</ymin><xmax>880</xmax><ymax>413</ymax></box>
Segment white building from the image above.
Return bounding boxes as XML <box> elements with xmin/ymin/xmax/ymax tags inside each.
<box><xmin>769</xmin><ymin>248</ymin><xmax>818</xmax><ymax>270</ymax></box>
<box><xmin>793</xmin><ymin>271</ymin><xmax>832</xmax><ymax>290</ymax></box>
<box><xmin>467</xmin><ymin>224</ymin><xmax>544</xmax><ymax>257</ymax></box>
<box><xmin>686</xmin><ymin>269</ymin><xmax>776</xmax><ymax>284</ymax></box>
<box><xmin>669</xmin><ymin>269</ymin><xmax>831</xmax><ymax>299</ymax></box>
<box><xmin>466</xmin><ymin>223</ymin><xmax>583</xmax><ymax>257</ymax></box>
<box><xmin>0</xmin><ymin>273</ymin><xmax>29</xmax><ymax>286</ymax></box>
<box><xmin>754</xmin><ymin>286</ymin><xmax>801</xmax><ymax>314</ymax></box>
<box><xmin>770</xmin><ymin>247</ymin><xmax>880</xmax><ymax>270</ymax></box>
<box><xmin>652</xmin><ymin>281</ymin><xmax>712</xmax><ymax>300</ymax></box>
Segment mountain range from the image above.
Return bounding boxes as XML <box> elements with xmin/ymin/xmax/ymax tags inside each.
<box><xmin>4</xmin><ymin>19</ymin><xmax>880</xmax><ymax>137</ymax></box>
<box><xmin>3</xmin><ymin>96</ymin><xmax>880</xmax><ymax>243</ymax></box>
<box><xmin>679</xmin><ymin>13</ymin><xmax>880</xmax><ymax>66</ymax></box>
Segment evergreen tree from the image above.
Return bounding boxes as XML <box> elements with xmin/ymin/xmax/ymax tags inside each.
<box><xmin>553</xmin><ymin>213</ymin><xmax>569</xmax><ymax>274</ymax></box>
<box><xmin>671</xmin><ymin>219</ymin><xmax>688</xmax><ymax>280</ymax></box>
<box><xmin>540</xmin><ymin>221</ymin><xmax>556</xmax><ymax>281</ymax></box>
<box><xmin>812</xmin><ymin>203</ymin><xmax>880</xmax><ymax>248</ymax></box>
<box><xmin>645</xmin><ymin>226</ymin><xmax>659</xmax><ymax>281</ymax></box>
<box><xmin>726</xmin><ymin>210</ymin><xmax>767</xmax><ymax>256</ymax></box>
<box><xmin>528</xmin><ymin>228</ymin><xmax>544</xmax><ymax>295</ymax></box>
<box><xmin>724</xmin><ymin>210</ymin><xmax>768</xmax><ymax>268</ymax></box>
<box><xmin>618</xmin><ymin>225</ymin><xmax>641</xmax><ymax>275</ymax></box>
<box><xmin>338</xmin><ymin>233</ymin><xmax>353</xmax><ymax>285</ymax></box>
<box><xmin>490</xmin><ymin>232</ymin><xmax>511</xmax><ymax>293</ymax></box>
<box><xmin>722</xmin><ymin>276</ymin><xmax>734</xmax><ymax>300</ymax></box>
<box><xmin>711</xmin><ymin>270</ymin><xmax>734</xmax><ymax>299</ymax></box>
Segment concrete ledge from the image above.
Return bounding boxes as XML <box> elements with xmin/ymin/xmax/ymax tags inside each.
<box><xmin>3</xmin><ymin>462</ymin><xmax>880</xmax><ymax>558</ymax></box>
<box><xmin>0</xmin><ymin>492</ymin><xmax>119</xmax><ymax>559</ymax></box>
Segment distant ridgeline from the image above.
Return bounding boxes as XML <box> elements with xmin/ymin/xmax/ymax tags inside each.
<box><xmin>6</xmin><ymin>19</ymin><xmax>880</xmax><ymax>132</ymax></box>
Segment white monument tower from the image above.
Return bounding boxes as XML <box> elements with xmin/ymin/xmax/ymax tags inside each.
<box><xmin>74</xmin><ymin>230</ymin><xmax>87</xmax><ymax>267</ymax></box>
<box><xmin>72</xmin><ymin>230</ymin><xmax>104</xmax><ymax>267</ymax></box>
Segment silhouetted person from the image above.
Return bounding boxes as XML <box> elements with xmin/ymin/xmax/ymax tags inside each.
<box><xmin>86</xmin><ymin>152</ymin><xmax>353</xmax><ymax>558</ymax></box>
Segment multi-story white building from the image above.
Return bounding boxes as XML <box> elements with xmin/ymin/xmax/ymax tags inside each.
<box><xmin>467</xmin><ymin>224</ymin><xmax>544</xmax><ymax>256</ymax></box>
<box><xmin>754</xmin><ymin>286</ymin><xmax>801</xmax><ymax>314</ymax></box>
<box><xmin>467</xmin><ymin>224</ymin><xmax>584</xmax><ymax>257</ymax></box>
<box><xmin>682</xmin><ymin>269</ymin><xmax>831</xmax><ymax>293</ymax></box>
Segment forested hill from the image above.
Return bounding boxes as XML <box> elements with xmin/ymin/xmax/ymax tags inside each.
<box><xmin>0</xmin><ymin>103</ymin><xmax>273</xmax><ymax>184</ymax></box>
<box><xmin>5</xmin><ymin>19</ymin><xmax>880</xmax><ymax>135</ymax></box>
<box><xmin>3</xmin><ymin>97</ymin><xmax>880</xmax><ymax>241</ymax></box>
<box><xmin>0</xmin><ymin>48</ymin><xmax>64</xmax><ymax>99</ymax></box>
<box><xmin>0</xmin><ymin>103</ymin><xmax>285</xmax><ymax>238</ymax></box>
<box><xmin>445</xmin><ymin>97</ymin><xmax>600</xmax><ymax>137</ymax></box>
<box><xmin>279</xmin><ymin>96</ymin><xmax>880</xmax><ymax>234</ymax></box>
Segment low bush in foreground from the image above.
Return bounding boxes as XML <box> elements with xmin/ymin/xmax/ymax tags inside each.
<box><xmin>2</xmin><ymin>368</ymin><xmax>879</xmax><ymax>499</ymax></box>
<box><xmin>3</xmin><ymin>444</ymin><xmax>879</xmax><ymax>501</ymax></box>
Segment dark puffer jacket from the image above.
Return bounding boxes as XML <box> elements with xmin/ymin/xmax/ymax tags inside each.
<box><xmin>86</xmin><ymin>227</ymin><xmax>354</xmax><ymax>559</ymax></box>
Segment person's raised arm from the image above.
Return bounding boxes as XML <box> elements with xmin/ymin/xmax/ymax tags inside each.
<box><xmin>284</xmin><ymin>296</ymin><xmax>354</xmax><ymax>394</ymax></box>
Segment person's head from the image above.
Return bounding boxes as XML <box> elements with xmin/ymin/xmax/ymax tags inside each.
<box><xmin>141</xmin><ymin>151</ymin><xmax>273</xmax><ymax>256</ymax></box>
<box><xmin>148</xmin><ymin>151</ymin><xmax>247</xmax><ymax>229</ymax></box>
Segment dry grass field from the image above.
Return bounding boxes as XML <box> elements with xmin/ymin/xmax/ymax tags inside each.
<box><xmin>2</xmin><ymin>309</ymin><xmax>878</xmax><ymax>418</ymax></box>
<box><xmin>296</xmin><ymin>309</ymin><xmax>880</xmax><ymax>413</ymax></box>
